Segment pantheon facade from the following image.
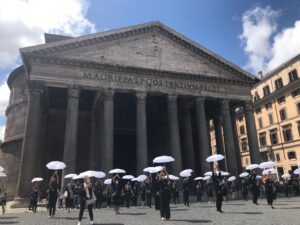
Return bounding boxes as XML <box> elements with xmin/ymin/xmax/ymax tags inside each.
<box><xmin>0</xmin><ymin>22</ymin><xmax>261</xmax><ymax>198</ymax></box>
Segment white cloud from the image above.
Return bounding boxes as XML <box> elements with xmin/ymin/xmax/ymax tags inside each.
<box><xmin>0</xmin><ymin>125</ymin><xmax>5</xmax><ymax>141</ymax></box>
<box><xmin>0</xmin><ymin>0</ymin><xmax>96</xmax><ymax>68</ymax></box>
<box><xmin>0</xmin><ymin>80</ymin><xmax>10</xmax><ymax>117</ymax></box>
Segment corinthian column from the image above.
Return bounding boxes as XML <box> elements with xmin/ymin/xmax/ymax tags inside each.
<box><xmin>136</xmin><ymin>92</ymin><xmax>148</xmax><ymax>174</ymax></box>
<box><xmin>167</xmin><ymin>94</ymin><xmax>182</xmax><ymax>175</ymax></box>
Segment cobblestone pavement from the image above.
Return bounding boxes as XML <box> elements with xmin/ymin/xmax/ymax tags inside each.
<box><xmin>1</xmin><ymin>197</ymin><xmax>300</xmax><ymax>225</ymax></box>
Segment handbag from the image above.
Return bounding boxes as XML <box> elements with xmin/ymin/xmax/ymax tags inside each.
<box><xmin>86</xmin><ymin>191</ymin><xmax>96</xmax><ymax>206</ymax></box>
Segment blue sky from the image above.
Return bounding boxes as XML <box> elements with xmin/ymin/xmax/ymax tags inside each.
<box><xmin>0</xmin><ymin>0</ymin><xmax>300</xmax><ymax>139</ymax></box>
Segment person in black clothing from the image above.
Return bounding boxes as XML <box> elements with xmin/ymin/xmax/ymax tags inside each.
<box><xmin>152</xmin><ymin>177</ymin><xmax>160</xmax><ymax>210</ymax></box>
<box><xmin>78</xmin><ymin>176</ymin><xmax>94</xmax><ymax>225</ymax></box>
<box><xmin>124</xmin><ymin>181</ymin><xmax>132</xmax><ymax>208</ymax></box>
<box><xmin>263</xmin><ymin>171</ymin><xmax>275</xmax><ymax>209</ymax></box>
<box><xmin>182</xmin><ymin>177</ymin><xmax>189</xmax><ymax>207</ymax></box>
<box><xmin>241</xmin><ymin>178</ymin><xmax>248</xmax><ymax>201</ymax></box>
<box><xmin>212</xmin><ymin>163</ymin><xmax>224</xmax><ymax>213</ymax></box>
<box><xmin>132</xmin><ymin>182</ymin><xmax>138</xmax><ymax>206</ymax></box>
<box><xmin>146</xmin><ymin>176</ymin><xmax>152</xmax><ymax>208</ymax></box>
<box><xmin>48</xmin><ymin>171</ymin><xmax>59</xmax><ymax>219</ymax></box>
<box><xmin>65</xmin><ymin>183</ymin><xmax>74</xmax><ymax>212</ymax></box>
<box><xmin>283</xmin><ymin>177</ymin><xmax>289</xmax><ymax>197</ymax></box>
<box><xmin>140</xmin><ymin>182</ymin><xmax>146</xmax><ymax>207</ymax></box>
<box><xmin>111</xmin><ymin>174</ymin><xmax>123</xmax><ymax>214</ymax></box>
<box><xmin>196</xmin><ymin>181</ymin><xmax>202</xmax><ymax>202</ymax></box>
<box><xmin>73</xmin><ymin>181</ymin><xmax>81</xmax><ymax>209</ymax></box>
<box><xmin>30</xmin><ymin>186</ymin><xmax>39</xmax><ymax>213</ymax></box>
<box><xmin>249</xmin><ymin>171</ymin><xmax>259</xmax><ymax>205</ymax></box>
<box><xmin>95</xmin><ymin>179</ymin><xmax>103</xmax><ymax>210</ymax></box>
<box><xmin>157</xmin><ymin>167</ymin><xmax>171</xmax><ymax>221</ymax></box>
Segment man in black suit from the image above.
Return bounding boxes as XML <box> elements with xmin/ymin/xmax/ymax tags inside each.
<box><xmin>212</xmin><ymin>163</ymin><xmax>224</xmax><ymax>213</ymax></box>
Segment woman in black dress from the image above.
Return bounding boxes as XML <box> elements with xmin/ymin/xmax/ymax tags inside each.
<box><xmin>157</xmin><ymin>167</ymin><xmax>171</xmax><ymax>221</ymax></box>
<box><xmin>78</xmin><ymin>176</ymin><xmax>94</xmax><ymax>225</ymax></box>
<box><xmin>182</xmin><ymin>177</ymin><xmax>189</xmax><ymax>207</ymax></box>
<box><xmin>212</xmin><ymin>163</ymin><xmax>224</xmax><ymax>213</ymax></box>
<box><xmin>205</xmin><ymin>177</ymin><xmax>213</xmax><ymax>203</ymax></box>
<box><xmin>124</xmin><ymin>181</ymin><xmax>132</xmax><ymax>208</ymax></box>
<box><xmin>263</xmin><ymin>171</ymin><xmax>275</xmax><ymax>209</ymax></box>
<box><xmin>48</xmin><ymin>171</ymin><xmax>59</xmax><ymax>219</ymax></box>
<box><xmin>249</xmin><ymin>171</ymin><xmax>259</xmax><ymax>205</ymax></box>
<box><xmin>146</xmin><ymin>176</ymin><xmax>152</xmax><ymax>208</ymax></box>
<box><xmin>65</xmin><ymin>183</ymin><xmax>73</xmax><ymax>212</ymax></box>
<box><xmin>95</xmin><ymin>179</ymin><xmax>103</xmax><ymax>210</ymax></box>
<box><xmin>140</xmin><ymin>182</ymin><xmax>146</xmax><ymax>207</ymax></box>
<box><xmin>111</xmin><ymin>174</ymin><xmax>123</xmax><ymax>214</ymax></box>
<box><xmin>196</xmin><ymin>181</ymin><xmax>202</xmax><ymax>202</ymax></box>
<box><xmin>30</xmin><ymin>186</ymin><xmax>39</xmax><ymax>213</ymax></box>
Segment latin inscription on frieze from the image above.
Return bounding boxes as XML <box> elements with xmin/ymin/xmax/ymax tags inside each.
<box><xmin>82</xmin><ymin>71</ymin><xmax>222</xmax><ymax>94</ymax></box>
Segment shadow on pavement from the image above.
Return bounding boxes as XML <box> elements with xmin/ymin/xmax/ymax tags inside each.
<box><xmin>170</xmin><ymin>219</ymin><xmax>211</xmax><ymax>223</ymax></box>
<box><xmin>226</xmin><ymin>212</ymin><xmax>263</xmax><ymax>215</ymax></box>
<box><xmin>119</xmin><ymin>212</ymin><xmax>146</xmax><ymax>216</ymax></box>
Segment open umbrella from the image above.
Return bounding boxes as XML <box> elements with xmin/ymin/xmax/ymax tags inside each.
<box><xmin>0</xmin><ymin>166</ymin><xmax>4</xmax><ymax>172</ymax></box>
<box><xmin>206</xmin><ymin>154</ymin><xmax>224</xmax><ymax>163</ymax></box>
<box><xmin>0</xmin><ymin>172</ymin><xmax>6</xmax><ymax>177</ymax></box>
<box><xmin>122</xmin><ymin>175</ymin><xmax>135</xmax><ymax>180</ymax></box>
<box><xmin>246</xmin><ymin>164</ymin><xmax>259</xmax><ymax>170</ymax></box>
<box><xmin>180</xmin><ymin>169</ymin><xmax>193</xmax><ymax>177</ymax></box>
<box><xmin>46</xmin><ymin>161</ymin><xmax>66</xmax><ymax>170</ymax></box>
<box><xmin>104</xmin><ymin>179</ymin><xmax>112</xmax><ymax>185</ymax></box>
<box><xmin>194</xmin><ymin>177</ymin><xmax>203</xmax><ymax>181</ymax></box>
<box><xmin>149</xmin><ymin>166</ymin><xmax>163</xmax><ymax>174</ymax></box>
<box><xmin>259</xmin><ymin>161</ymin><xmax>276</xmax><ymax>169</ymax></box>
<box><xmin>31</xmin><ymin>177</ymin><xmax>43</xmax><ymax>183</ymax></box>
<box><xmin>203</xmin><ymin>176</ymin><xmax>211</xmax><ymax>181</ymax></box>
<box><xmin>143</xmin><ymin>167</ymin><xmax>154</xmax><ymax>173</ymax></box>
<box><xmin>153</xmin><ymin>155</ymin><xmax>175</xmax><ymax>164</ymax></box>
<box><xmin>204</xmin><ymin>171</ymin><xmax>212</xmax><ymax>176</ymax></box>
<box><xmin>239</xmin><ymin>172</ymin><xmax>249</xmax><ymax>178</ymax></box>
<box><xmin>109</xmin><ymin>168</ymin><xmax>126</xmax><ymax>174</ymax></box>
<box><xmin>262</xmin><ymin>168</ymin><xmax>277</xmax><ymax>175</ymax></box>
<box><xmin>64</xmin><ymin>173</ymin><xmax>77</xmax><ymax>179</ymax></box>
<box><xmin>228</xmin><ymin>176</ymin><xmax>236</xmax><ymax>182</ymax></box>
<box><xmin>79</xmin><ymin>170</ymin><xmax>106</xmax><ymax>179</ymax></box>
<box><xmin>294</xmin><ymin>168</ymin><xmax>300</xmax><ymax>175</ymax></box>
<box><xmin>281</xmin><ymin>174</ymin><xmax>291</xmax><ymax>179</ymax></box>
<box><xmin>72</xmin><ymin>175</ymin><xmax>81</xmax><ymax>180</ymax></box>
<box><xmin>136</xmin><ymin>175</ymin><xmax>147</xmax><ymax>182</ymax></box>
<box><xmin>168</xmin><ymin>175</ymin><xmax>179</xmax><ymax>181</ymax></box>
<box><xmin>221</xmin><ymin>171</ymin><xmax>230</xmax><ymax>176</ymax></box>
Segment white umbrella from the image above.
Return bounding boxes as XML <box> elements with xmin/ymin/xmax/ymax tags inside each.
<box><xmin>281</xmin><ymin>174</ymin><xmax>291</xmax><ymax>179</ymax></box>
<box><xmin>94</xmin><ymin>171</ymin><xmax>106</xmax><ymax>179</ymax></box>
<box><xmin>221</xmin><ymin>171</ymin><xmax>230</xmax><ymax>176</ymax></box>
<box><xmin>294</xmin><ymin>168</ymin><xmax>300</xmax><ymax>175</ymax></box>
<box><xmin>259</xmin><ymin>161</ymin><xmax>276</xmax><ymax>169</ymax></box>
<box><xmin>204</xmin><ymin>171</ymin><xmax>212</xmax><ymax>176</ymax></box>
<box><xmin>256</xmin><ymin>175</ymin><xmax>262</xmax><ymax>179</ymax></box>
<box><xmin>239</xmin><ymin>172</ymin><xmax>249</xmax><ymax>178</ymax></box>
<box><xmin>180</xmin><ymin>169</ymin><xmax>193</xmax><ymax>177</ymax></box>
<box><xmin>79</xmin><ymin>170</ymin><xmax>106</xmax><ymax>178</ymax></box>
<box><xmin>136</xmin><ymin>175</ymin><xmax>147</xmax><ymax>182</ymax></box>
<box><xmin>143</xmin><ymin>167</ymin><xmax>154</xmax><ymax>173</ymax></box>
<box><xmin>64</xmin><ymin>173</ymin><xmax>77</xmax><ymax>179</ymax></box>
<box><xmin>206</xmin><ymin>154</ymin><xmax>224</xmax><ymax>162</ymax></box>
<box><xmin>153</xmin><ymin>155</ymin><xmax>175</xmax><ymax>164</ymax></box>
<box><xmin>109</xmin><ymin>168</ymin><xmax>126</xmax><ymax>174</ymax></box>
<box><xmin>0</xmin><ymin>166</ymin><xmax>4</xmax><ymax>172</ymax></box>
<box><xmin>0</xmin><ymin>172</ymin><xmax>7</xmax><ymax>177</ymax></box>
<box><xmin>194</xmin><ymin>177</ymin><xmax>203</xmax><ymax>181</ymax></box>
<box><xmin>262</xmin><ymin>168</ymin><xmax>277</xmax><ymax>175</ymax></box>
<box><xmin>246</xmin><ymin>164</ymin><xmax>259</xmax><ymax>170</ymax></box>
<box><xmin>168</xmin><ymin>175</ymin><xmax>179</xmax><ymax>181</ymax></box>
<box><xmin>104</xmin><ymin>179</ymin><xmax>112</xmax><ymax>185</ymax></box>
<box><xmin>46</xmin><ymin>161</ymin><xmax>66</xmax><ymax>170</ymax></box>
<box><xmin>31</xmin><ymin>177</ymin><xmax>43</xmax><ymax>183</ymax></box>
<box><xmin>149</xmin><ymin>166</ymin><xmax>164</xmax><ymax>174</ymax></box>
<box><xmin>72</xmin><ymin>175</ymin><xmax>82</xmax><ymax>180</ymax></box>
<box><xmin>228</xmin><ymin>176</ymin><xmax>236</xmax><ymax>182</ymax></box>
<box><xmin>203</xmin><ymin>176</ymin><xmax>211</xmax><ymax>181</ymax></box>
<box><xmin>122</xmin><ymin>175</ymin><xmax>135</xmax><ymax>180</ymax></box>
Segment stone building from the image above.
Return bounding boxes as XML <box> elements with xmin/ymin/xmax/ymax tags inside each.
<box><xmin>0</xmin><ymin>22</ymin><xmax>260</xmax><ymax>199</ymax></box>
<box><xmin>236</xmin><ymin>54</ymin><xmax>300</xmax><ymax>177</ymax></box>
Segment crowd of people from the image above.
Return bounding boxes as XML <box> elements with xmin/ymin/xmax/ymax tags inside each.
<box><xmin>22</xmin><ymin>163</ymin><xmax>300</xmax><ymax>224</ymax></box>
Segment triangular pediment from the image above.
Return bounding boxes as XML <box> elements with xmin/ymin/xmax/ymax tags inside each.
<box><xmin>20</xmin><ymin>22</ymin><xmax>256</xmax><ymax>82</ymax></box>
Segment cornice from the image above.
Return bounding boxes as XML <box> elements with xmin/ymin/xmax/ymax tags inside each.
<box><xmin>27</xmin><ymin>54</ymin><xmax>254</xmax><ymax>87</ymax></box>
<box><xmin>20</xmin><ymin>23</ymin><xmax>256</xmax><ymax>83</ymax></box>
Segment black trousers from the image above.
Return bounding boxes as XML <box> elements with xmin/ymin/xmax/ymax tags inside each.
<box><xmin>196</xmin><ymin>191</ymin><xmax>201</xmax><ymax>202</ymax></box>
<box><xmin>266</xmin><ymin>192</ymin><xmax>274</xmax><ymax>205</ymax></box>
<box><xmin>146</xmin><ymin>193</ymin><xmax>152</xmax><ymax>207</ymax></box>
<box><xmin>183</xmin><ymin>190</ymin><xmax>189</xmax><ymax>206</ymax></box>
<box><xmin>155</xmin><ymin>194</ymin><xmax>160</xmax><ymax>210</ymax></box>
<box><xmin>95</xmin><ymin>197</ymin><xmax>101</xmax><ymax>209</ymax></box>
<box><xmin>31</xmin><ymin>199</ymin><xmax>38</xmax><ymax>212</ymax></box>
<box><xmin>48</xmin><ymin>198</ymin><xmax>57</xmax><ymax>216</ymax></box>
<box><xmin>215</xmin><ymin>192</ymin><xmax>223</xmax><ymax>211</ymax></box>
<box><xmin>251</xmin><ymin>188</ymin><xmax>258</xmax><ymax>204</ymax></box>
<box><xmin>159</xmin><ymin>192</ymin><xmax>170</xmax><ymax>219</ymax></box>
<box><xmin>79</xmin><ymin>201</ymin><xmax>93</xmax><ymax>222</ymax></box>
<box><xmin>125</xmin><ymin>195</ymin><xmax>130</xmax><ymax>208</ymax></box>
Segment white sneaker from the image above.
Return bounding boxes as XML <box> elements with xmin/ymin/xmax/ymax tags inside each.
<box><xmin>77</xmin><ymin>222</ymin><xmax>81</xmax><ymax>225</ymax></box>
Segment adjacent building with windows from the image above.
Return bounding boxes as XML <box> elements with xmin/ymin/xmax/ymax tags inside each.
<box><xmin>236</xmin><ymin>54</ymin><xmax>300</xmax><ymax>176</ymax></box>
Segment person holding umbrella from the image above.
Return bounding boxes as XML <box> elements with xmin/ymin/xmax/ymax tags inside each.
<box><xmin>145</xmin><ymin>176</ymin><xmax>152</xmax><ymax>208</ymax></box>
<box><xmin>195</xmin><ymin>180</ymin><xmax>202</xmax><ymax>202</ymax></box>
<box><xmin>182</xmin><ymin>177</ymin><xmax>190</xmax><ymax>207</ymax></box>
<box><xmin>249</xmin><ymin>170</ymin><xmax>259</xmax><ymax>205</ymax></box>
<box><xmin>47</xmin><ymin>171</ymin><xmax>59</xmax><ymax>219</ymax></box>
<box><xmin>111</xmin><ymin>174</ymin><xmax>123</xmax><ymax>214</ymax></box>
<box><xmin>212</xmin><ymin>163</ymin><xmax>224</xmax><ymax>213</ymax></box>
<box><xmin>262</xmin><ymin>171</ymin><xmax>275</xmax><ymax>209</ymax></box>
<box><xmin>30</xmin><ymin>185</ymin><xmax>39</xmax><ymax>213</ymax></box>
<box><xmin>157</xmin><ymin>167</ymin><xmax>171</xmax><ymax>221</ymax></box>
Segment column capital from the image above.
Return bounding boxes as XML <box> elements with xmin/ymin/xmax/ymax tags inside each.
<box><xmin>243</xmin><ymin>100</ymin><xmax>253</xmax><ymax>112</ymax></box>
<box><xmin>167</xmin><ymin>94</ymin><xmax>177</xmax><ymax>104</ymax></box>
<box><xmin>221</xmin><ymin>99</ymin><xmax>230</xmax><ymax>110</ymax></box>
<box><xmin>136</xmin><ymin>91</ymin><xmax>147</xmax><ymax>103</ymax></box>
<box><xmin>67</xmin><ymin>87</ymin><xmax>81</xmax><ymax>98</ymax></box>
<box><xmin>195</xmin><ymin>97</ymin><xmax>205</xmax><ymax>109</ymax></box>
<box><xmin>103</xmin><ymin>89</ymin><xmax>115</xmax><ymax>100</ymax></box>
<box><xmin>27</xmin><ymin>81</ymin><xmax>43</xmax><ymax>95</ymax></box>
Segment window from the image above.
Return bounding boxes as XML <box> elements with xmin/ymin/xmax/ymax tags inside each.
<box><xmin>282</xmin><ymin>124</ymin><xmax>293</xmax><ymax>142</ymax></box>
<box><xmin>255</xmin><ymin>107</ymin><xmax>262</xmax><ymax>114</ymax></box>
<box><xmin>269</xmin><ymin>129</ymin><xmax>278</xmax><ymax>145</ymax></box>
<box><xmin>287</xmin><ymin>151</ymin><xmax>297</xmax><ymax>160</ymax></box>
<box><xmin>265</xmin><ymin>102</ymin><xmax>272</xmax><ymax>110</ymax></box>
<box><xmin>259</xmin><ymin>132</ymin><xmax>267</xmax><ymax>146</ymax></box>
<box><xmin>288</xmin><ymin>69</ymin><xmax>298</xmax><ymax>83</ymax></box>
<box><xmin>240</xmin><ymin>125</ymin><xmax>245</xmax><ymax>135</ymax></box>
<box><xmin>275</xmin><ymin>78</ymin><xmax>283</xmax><ymax>90</ymax></box>
<box><xmin>254</xmin><ymin>92</ymin><xmax>260</xmax><ymax>101</ymax></box>
<box><xmin>277</xmin><ymin>96</ymin><xmax>286</xmax><ymax>104</ymax></box>
<box><xmin>291</xmin><ymin>88</ymin><xmax>300</xmax><ymax>98</ymax></box>
<box><xmin>276</xmin><ymin>153</ymin><xmax>281</xmax><ymax>162</ymax></box>
<box><xmin>297</xmin><ymin>121</ymin><xmax>300</xmax><ymax>136</ymax></box>
<box><xmin>263</xmin><ymin>85</ymin><xmax>271</xmax><ymax>97</ymax></box>
<box><xmin>279</xmin><ymin>108</ymin><xmax>287</xmax><ymax>120</ymax></box>
<box><xmin>268</xmin><ymin>113</ymin><xmax>274</xmax><ymax>125</ymax></box>
<box><xmin>277</xmin><ymin>167</ymin><xmax>284</xmax><ymax>178</ymax></box>
<box><xmin>258</xmin><ymin>117</ymin><xmax>263</xmax><ymax>129</ymax></box>
<box><xmin>297</xmin><ymin>102</ymin><xmax>300</xmax><ymax>115</ymax></box>
<box><xmin>241</xmin><ymin>138</ymin><xmax>248</xmax><ymax>152</ymax></box>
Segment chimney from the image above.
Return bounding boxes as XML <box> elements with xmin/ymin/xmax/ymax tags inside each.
<box><xmin>257</xmin><ymin>71</ymin><xmax>264</xmax><ymax>79</ymax></box>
